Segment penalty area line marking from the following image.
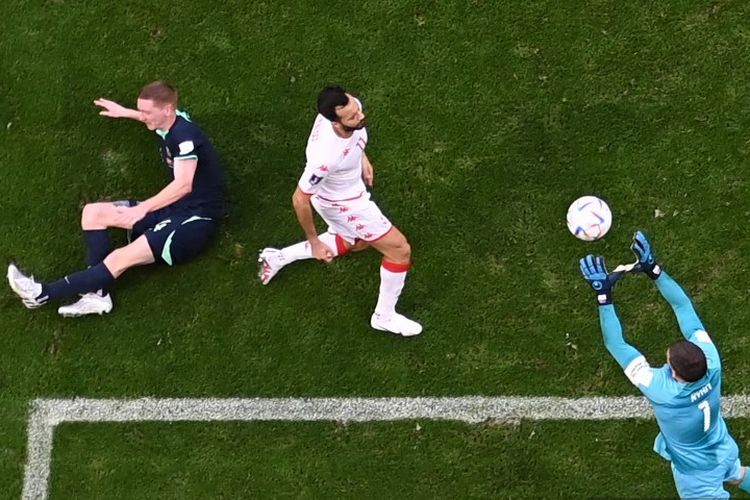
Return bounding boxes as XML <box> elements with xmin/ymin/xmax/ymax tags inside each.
<box><xmin>22</xmin><ymin>395</ymin><xmax>750</xmax><ymax>499</ymax></box>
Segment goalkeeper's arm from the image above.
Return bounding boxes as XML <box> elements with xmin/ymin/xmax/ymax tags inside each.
<box><xmin>655</xmin><ymin>272</ymin><xmax>705</xmax><ymax>340</ymax></box>
<box><xmin>579</xmin><ymin>254</ymin><xmax>643</xmax><ymax>368</ymax></box>
<box><xmin>599</xmin><ymin>304</ymin><xmax>644</xmax><ymax>369</ymax></box>
<box><xmin>630</xmin><ymin>231</ymin><xmax>705</xmax><ymax>339</ymax></box>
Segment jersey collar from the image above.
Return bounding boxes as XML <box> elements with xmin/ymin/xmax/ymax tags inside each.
<box><xmin>155</xmin><ymin>110</ymin><xmax>186</xmax><ymax>139</ymax></box>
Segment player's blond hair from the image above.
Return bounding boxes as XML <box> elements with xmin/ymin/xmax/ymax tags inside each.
<box><xmin>139</xmin><ymin>81</ymin><xmax>178</xmax><ymax>107</ymax></box>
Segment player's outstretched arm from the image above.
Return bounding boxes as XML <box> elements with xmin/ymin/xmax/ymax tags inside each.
<box><xmin>631</xmin><ymin>231</ymin><xmax>705</xmax><ymax>338</ymax></box>
<box><xmin>580</xmin><ymin>255</ymin><xmax>641</xmax><ymax>368</ymax></box>
<box><xmin>599</xmin><ymin>305</ymin><xmax>643</xmax><ymax>369</ymax></box>
<box><xmin>94</xmin><ymin>98</ymin><xmax>143</xmax><ymax>121</ymax></box>
<box><xmin>656</xmin><ymin>272</ymin><xmax>706</xmax><ymax>340</ymax></box>
<box><xmin>657</xmin><ymin>268</ymin><xmax>719</xmax><ymax>369</ymax></box>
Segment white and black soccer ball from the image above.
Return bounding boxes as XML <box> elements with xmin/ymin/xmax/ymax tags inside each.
<box><xmin>566</xmin><ymin>196</ymin><xmax>612</xmax><ymax>241</ymax></box>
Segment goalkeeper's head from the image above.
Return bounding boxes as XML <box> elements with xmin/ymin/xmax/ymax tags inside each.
<box><xmin>667</xmin><ymin>340</ymin><xmax>707</xmax><ymax>382</ymax></box>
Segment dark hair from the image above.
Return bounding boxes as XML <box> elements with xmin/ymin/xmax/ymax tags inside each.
<box><xmin>139</xmin><ymin>80</ymin><xmax>178</xmax><ymax>106</ymax></box>
<box><xmin>669</xmin><ymin>340</ymin><xmax>707</xmax><ymax>382</ymax></box>
<box><xmin>317</xmin><ymin>85</ymin><xmax>349</xmax><ymax>122</ymax></box>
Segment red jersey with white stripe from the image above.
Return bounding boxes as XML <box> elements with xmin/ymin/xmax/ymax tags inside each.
<box><xmin>298</xmin><ymin>100</ymin><xmax>368</xmax><ymax>201</ymax></box>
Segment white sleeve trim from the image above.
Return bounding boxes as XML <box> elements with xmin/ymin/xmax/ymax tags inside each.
<box><xmin>178</xmin><ymin>140</ymin><xmax>195</xmax><ymax>155</ymax></box>
<box><xmin>693</xmin><ymin>330</ymin><xmax>712</xmax><ymax>344</ymax></box>
<box><xmin>174</xmin><ymin>155</ymin><xmax>198</xmax><ymax>161</ymax></box>
<box><xmin>624</xmin><ymin>355</ymin><xmax>654</xmax><ymax>387</ymax></box>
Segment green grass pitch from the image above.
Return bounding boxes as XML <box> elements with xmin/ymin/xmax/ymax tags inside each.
<box><xmin>3</xmin><ymin>0</ymin><xmax>750</xmax><ymax>498</ymax></box>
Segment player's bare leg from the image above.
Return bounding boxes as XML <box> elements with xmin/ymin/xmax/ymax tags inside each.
<box><xmin>258</xmin><ymin>232</ymin><xmax>364</xmax><ymax>285</ymax></box>
<box><xmin>8</xmin><ymin>236</ymin><xmax>154</xmax><ymax>313</ymax></box>
<box><xmin>58</xmin><ymin>236</ymin><xmax>154</xmax><ymax>317</ymax></box>
<box><xmin>101</xmin><ymin>236</ymin><xmax>155</xmax><ymax>277</ymax></box>
<box><xmin>58</xmin><ymin>201</ymin><xmax>138</xmax><ymax>316</ymax></box>
<box><xmin>368</xmin><ymin>226</ymin><xmax>422</xmax><ymax>336</ymax></box>
<box><xmin>81</xmin><ymin>202</ymin><xmax>134</xmax><ymax>230</ymax></box>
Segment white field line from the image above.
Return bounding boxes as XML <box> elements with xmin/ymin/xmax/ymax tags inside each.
<box><xmin>22</xmin><ymin>395</ymin><xmax>750</xmax><ymax>500</ymax></box>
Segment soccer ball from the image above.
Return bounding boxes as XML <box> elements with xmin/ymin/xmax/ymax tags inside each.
<box><xmin>566</xmin><ymin>196</ymin><xmax>612</xmax><ymax>241</ymax></box>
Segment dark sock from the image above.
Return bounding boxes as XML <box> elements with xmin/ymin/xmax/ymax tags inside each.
<box><xmin>84</xmin><ymin>230</ymin><xmax>112</xmax><ymax>266</ymax></box>
<box><xmin>39</xmin><ymin>262</ymin><xmax>114</xmax><ymax>302</ymax></box>
<box><xmin>83</xmin><ymin>230</ymin><xmax>112</xmax><ymax>296</ymax></box>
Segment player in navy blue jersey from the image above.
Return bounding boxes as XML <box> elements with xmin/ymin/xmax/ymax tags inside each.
<box><xmin>7</xmin><ymin>81</ymin><xmax>225</xmax><ymax>316</ymax></box>
<box><xmin>580</xmin><ymin>231</ymin><xmax>750</xmax><ymax>498</ymax></box>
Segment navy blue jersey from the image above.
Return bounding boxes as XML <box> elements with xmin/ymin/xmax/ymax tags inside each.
<box><xmin>156</xmin><ymin>110</ymin><xmax>225</xmax><ymax>217</ymax></box>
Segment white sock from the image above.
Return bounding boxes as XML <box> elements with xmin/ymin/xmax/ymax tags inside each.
<box><xmin>280</xmin><ymin>232</ymin><xmax>341</xmax><ymax>263</ymax></box>
<box><xmin>374</xmin><ymin>262</ymin><xmax>409</xmax><ymax>316</ymax></box>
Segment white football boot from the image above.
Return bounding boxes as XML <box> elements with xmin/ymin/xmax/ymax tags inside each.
<box><xmin>370</xmin><ymin>312</ymin><xmax>423</xmax><ymax>337</ymax></box>
<box><xmin>258</xmin><ymin>248</ymin><xmax>286</xmax><ymax>285</ymax></box>
<box><xmin>58</xmin><ymin>292</ymin><xmax>113</xmax><ymax>317</ymax></box>
<box><xmin>7</xmin><ymin>263</ymin><xmax>46</xmax><ymax>309</ymax></box>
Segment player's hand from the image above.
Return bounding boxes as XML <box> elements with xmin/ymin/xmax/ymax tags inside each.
<box><xmin>94</xmin><ymin>98</ymin><xmax>140</xmax><ymax>120</ymax></box>
<box><xmin>362</xmin><ymin>161</ymin><xmax>374</xmax><ymax>187</ymax></box>
<box><xmin>113</xmin><ymin>205</ymin><xmax>149</xmax><ymax>228</ymax></box>
<box><xmin>579</xmin><ymin>255</ymin><xmax>623</xmax><ymax>305</ymax></box>
<box><xmin>310</xmin><ymin>239</ymin><xmax>334</xmax><ymax>263</ymax></box>
<box><xmin>630</xmin><ymin>230</ymin><xmax>661</xmax><ymax>279</ymax></box>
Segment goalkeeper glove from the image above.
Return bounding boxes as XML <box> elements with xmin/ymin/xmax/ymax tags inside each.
<box><xmin>579</xmin><ymin>254</ymin><xmax>623</xmax><ymax>305</ymax></box>
<box><xmin>630</xmin><ymin>230</ymin><xmax>661</xmax><ymax>279</ymax></box>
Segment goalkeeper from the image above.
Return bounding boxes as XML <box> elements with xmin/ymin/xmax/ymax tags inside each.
<box><xmin>580</xmin><ymin>231</ymin><xmax>750</xmax><ymax>498</ymax></box>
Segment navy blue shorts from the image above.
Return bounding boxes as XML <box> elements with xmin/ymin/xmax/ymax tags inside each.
<box><xmin>125</xmin><ymin>202</ymin><xmax>219</xmax><ymax>266</ymax></box>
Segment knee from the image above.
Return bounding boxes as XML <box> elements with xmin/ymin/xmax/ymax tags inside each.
<box><xmin>81</xmin><ymin>203</ymin><xmax>104</xmax><ymax>229</ymax></box>
<box><xmin>103</xmin><ymin>247</ymin><xmax>127</xmax><ymax>277</ymax></box>
<box><xmin>391</xmin><ymin>239</ymin><xmax>411</xmax><ymax>264</ymax></box>
<box><xmin>727</xmin><ymin>466</ymin><xmax>747</xmax><ymax>486</ymax></box>
<box><xmin>103</xmin><ymin>245</ymin><xmax>139</xmax><ymax>277</ymax></box>
<box><xmin>103</xmin><ymin>237</ymin><xmax>155</xmax><ymax>278</ymax></box>
<box><xmin>401</xmin><ymin>241</ymin><xmax>412</xmax><ymax>261</ymax></box>
<box><xmin>104</xmin><ymin>247</ymin><xmax>132</xmax><ymax>278</ymax></box>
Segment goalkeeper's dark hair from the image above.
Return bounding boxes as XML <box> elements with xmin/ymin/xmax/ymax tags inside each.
<box><xmin>317</xmin><ymin>85</ymin><xmax>349</xmax><ymax>122</ymax></box>
<box><xmin>669</xmin><ymin>340</ymin><xmax>707</xmax><ymax>382</ymax></box>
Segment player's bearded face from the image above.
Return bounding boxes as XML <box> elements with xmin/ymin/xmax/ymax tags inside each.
<box><xmin>340</xmin><ymin>116</ymin><xmax>366</xmax><ymax>132</ymax></box>
<box><xmin>336</xmin><ymin>96</ymin><xmax>366</xmax><ymax>131</ymax></box>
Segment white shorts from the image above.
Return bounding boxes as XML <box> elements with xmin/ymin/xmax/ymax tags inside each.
<box><xmin>311</xmin><ymin>191</ymin><xmax>393</xmax><ymax>244</ymax></box>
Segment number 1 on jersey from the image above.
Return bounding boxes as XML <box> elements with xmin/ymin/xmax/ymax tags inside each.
<box><xmin>698</xmin><ymin>400</ymin><xmax>710</xmax><ymax>432</ymax></box>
